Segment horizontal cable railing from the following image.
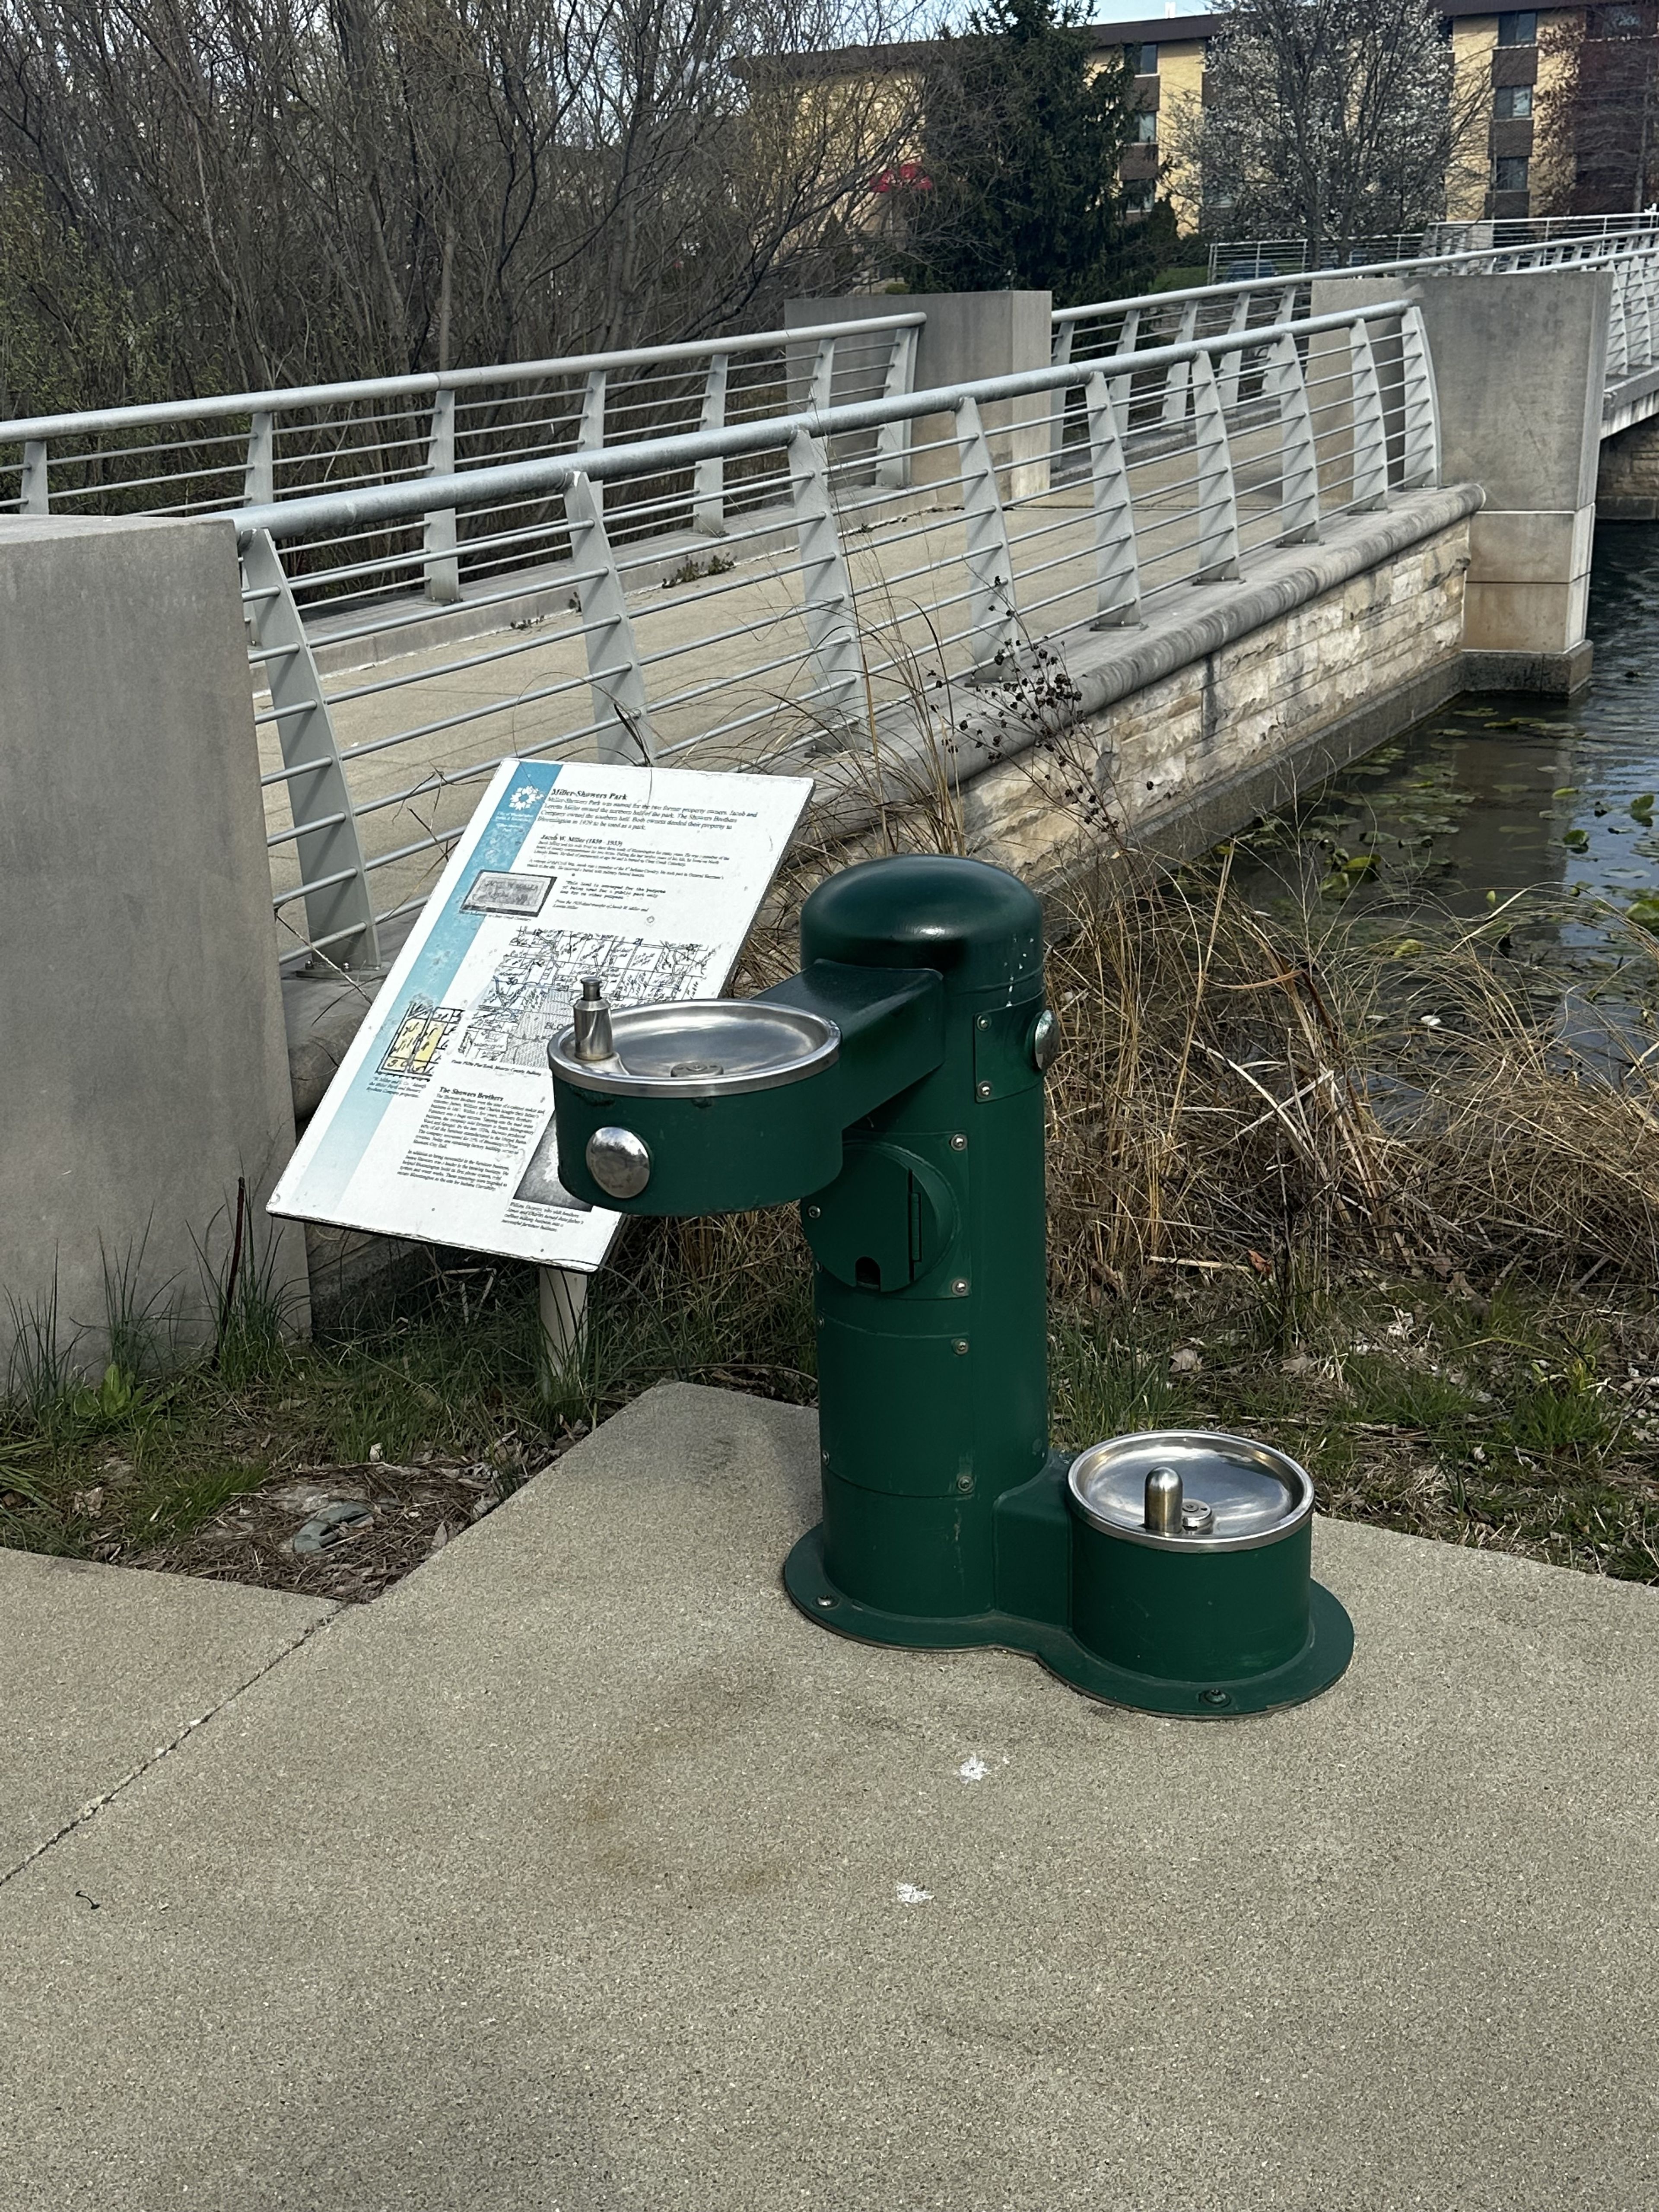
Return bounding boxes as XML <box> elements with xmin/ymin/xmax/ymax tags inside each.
<box><xmin>1205</xmin><ymin>213</ymin><xmax>1659</xmax><ymax>282</ymax></box>
<box><xmin>0</xmin><ymin>315</ymin><xmax>924</xmax><ymax>602</ymax></box>
<box><xmin>1053</xmin><ymin>231</ymin><xmax>1659</xmax><ymax>464</ymax></box>
<box><xmin>229</xmin><ymin>297</ymin><xmax>1435</xmax><ymax>979</ymax></box>
<box><xmin>1205</xmin><ymin>232</ymin><xmax>1436</xmax><ymax>282</ymax></box>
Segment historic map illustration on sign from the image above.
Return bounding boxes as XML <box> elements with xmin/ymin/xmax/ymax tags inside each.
<box><xmin>456</xmin><ymin>930</ymin><xmax>706</xmax><ymax>1075</ymax></box>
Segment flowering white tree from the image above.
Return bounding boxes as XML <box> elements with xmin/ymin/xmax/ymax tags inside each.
<box><xmin>1161</xmin><ymin>0</ymin><xmax>1486</xmax><ymax>251</ymax></box>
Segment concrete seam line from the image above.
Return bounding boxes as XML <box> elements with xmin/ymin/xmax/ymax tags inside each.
<box><xmin>0</xmin><ymin>1606</ymin><xmax>340</xmax><ymax>1890</ymax></box>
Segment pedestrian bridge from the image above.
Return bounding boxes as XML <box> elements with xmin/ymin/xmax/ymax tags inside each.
<box><xmin>4</xmin><ymin>222</ymin><xmax>1656</xmax><ymax>1004</ymax></box>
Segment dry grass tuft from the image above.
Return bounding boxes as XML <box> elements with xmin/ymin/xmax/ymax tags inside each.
<box><xmin>1045</xmin><ymin>855</ymin><xmax>1659</xmax><ymax>1301</ymax></box>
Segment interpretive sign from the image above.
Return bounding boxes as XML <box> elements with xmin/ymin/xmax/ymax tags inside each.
<box><xmin>269</xmin><ymin>760</ymin><xmax>813</xmax><ymax>1271</ymax></box>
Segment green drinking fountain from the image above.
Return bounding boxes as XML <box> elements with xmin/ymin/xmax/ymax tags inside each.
<box><xmin>547</xmin><ymin>853</ymin><xmax>1353</xmax><ymax>1716</ymax></box>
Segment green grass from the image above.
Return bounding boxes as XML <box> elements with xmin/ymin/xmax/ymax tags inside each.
<box><xmin>3</xmin><ymin>1231</ymin><xmax>1657</xmax><ymax>1594</ymax></box>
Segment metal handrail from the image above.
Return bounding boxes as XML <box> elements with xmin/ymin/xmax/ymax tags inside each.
<box><xmin>1054</xmin><ymin>231</ymin><xmax>1659</xmax><ymax>335</ymax></box>
<box><xmin>1204</xmin><ymin>214</ymin><xmax>1659</xmax><ymax>281</ymax></box>
<box><xmin>0</xmin><ymin>313</ymin><xmax>925</xmax><ymax>447</ymax></box>
<box><xmin>236</xmin><ymin>294</ymin><xmax>1437</xmax><ymax>976</ymax></box>
<box><xmin>235</xmin><ymin>299</ymin><xmax>1413</xmax><ymax>545</ymax></box>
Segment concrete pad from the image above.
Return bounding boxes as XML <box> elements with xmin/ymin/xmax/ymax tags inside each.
<box><xmin>3</xmin><ymin>1382</ymin><xmax>1658</xmax><ymax>2209</ymax></box>
<box><xmin>0</xmin><ymin>1549</ymin><xmax>335</xmax><ymax>1877</ymax></box>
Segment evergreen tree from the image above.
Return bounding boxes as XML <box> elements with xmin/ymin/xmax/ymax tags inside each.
<box><xmin>892</xmin><ymin>0</ymin><xmax>1149</xmax><ymax>305</ymax></box>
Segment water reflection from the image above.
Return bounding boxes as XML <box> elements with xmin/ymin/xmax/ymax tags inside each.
<box><xmin>1236</xmin><ymin>522</ymin><xmax>1659</xmax><ymax>987</ymax></box>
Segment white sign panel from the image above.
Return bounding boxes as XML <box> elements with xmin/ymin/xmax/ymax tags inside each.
<box><xmin>269</xmin><ymin>760</ymin><xmax>812</xmax><ymax>1271</ymax></box>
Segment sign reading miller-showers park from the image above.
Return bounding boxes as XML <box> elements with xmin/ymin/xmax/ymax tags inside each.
<box><xmin>269</xmin><ymin>761</ymin><xmax>813</xmax><ymax>1271</ymax></box>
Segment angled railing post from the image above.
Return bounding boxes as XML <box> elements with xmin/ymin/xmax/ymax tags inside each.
<box><xmin>693</xmin><ymin>352</ymin><xmax>729</xmax><ymax>536</ymax></box>
<box><xmin>955</xmin><ymin>394</ymin><xmax>1020</xmax><ymax>671</ymax></box>
<box><xmin>1265</xmin><ymin>333</ymin><xmax>1320</xmax><ymax>545</ymax></box>
<box><xmin>565</xmin><ymin>470</ymin><xmax>655</xmax><ymax>764</ymax></box>
<box><xmin>1398</xmin><ymin>304</ymin><xmax>1441</xmax><ymax>490</ymax></box>
<box><xmin>1609</xmin><ymin>266</ymin><xmax>1630</xmax><ymax>378</ymax></box>
<box><xmin>1084</xmin><ymin>371</ymin><xmax>1140</xmax><ymax>627</ymax></box>
<box><xmin>1049</xmin><ymin>317</ymin><xmax>1076</xmax><ymax>467</ymax></box>
<box><xmin>1162</xmin><ymin>297</ymin><xmax>1200</xmax><ymax>426</ymax></box>
<box><xmin>239</xmin><ymin>413</ymin><xmax>279</xmax><ymax>647</ymax></box>
<box><xmin>808</xmin><ymin>337</ymin><xmax>837</xmax><ymax>415</ymax></box>
<box><xmin>1107</xmin><ymin>306</ymin><xmax>1141</xmax><ymax>435</ymax></box>
<box><xmin>1348</xmin><ymin>319</ymin><xmax>1389</xmax><ymax>512</ymax></box>
<box><xmin>243</xmin><ymin>411</ymin><xmax>275</xmax><ymax>505</ymax></box>
<box><xmin>875</xmin><ymin>323</ymin><xmax>917</xmax><ymax>489</ymax></box>
<box><xmin>1217</xmin><ymin>293</ymin><xmax>1252</xmax><ymax>412</ymax></box>
<box><xmin>240</xmin><ymin>528</ymin><xmax>379</xmax><ymax>972</ymax></box>
<box><xmin>787</xmin><ymin>428</ymin><xmax>866</xmax><ymax>734</ymax></box>
<box><xmin>1191</xmin><ymin>351</ymin><xmax>1241</xmax><ymax>584</ymax></box>
<box><xmin>20</xmin><ymin>439</ymin><xmax>47</xmax><ymax>514</ymax></box>
<box><xmin>1634</xmin><ymin>260</ymin><xmax>1656</xmax><ymax>370</ymax></box>
<box><xmin>423</xmin><ymin>387</ymin><xmax>461</xmax><ymax>602</ymax></box>
<box><xmin>578</xmin><ymin>369</ymin><xmax>607</xmax><ymax>514</ymax></box>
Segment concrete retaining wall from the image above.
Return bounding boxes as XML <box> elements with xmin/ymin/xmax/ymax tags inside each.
<box><xmin>878</xmin><ymin>496</ymin><xmax>1475</xmax><ymax>888</ymax></box>
<box><xmin>0</xmin><ymin>515</ymin><xmax>307</xmax><ymax>1378</ymax></box>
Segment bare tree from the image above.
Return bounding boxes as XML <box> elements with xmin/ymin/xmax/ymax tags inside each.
<box><xmin>1536</xmin><ymin>6</ymin><xmax>1659</xmax><ymax>216</ymax></box>
<box><xmin>1160</xmin><ymin>0</ymin><xmax>1486</xmax><ymax>252</ymax></box>
<box><xmin>0</xmin><ymin>0</ymin><xmax>922</xmax><ymax>411</ymax></box>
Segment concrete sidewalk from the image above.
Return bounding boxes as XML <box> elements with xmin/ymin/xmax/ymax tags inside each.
<box><xmin>2</xmin><ymin>1381</ymin><xmax>1657</xmax><ymax>2209</ymax></box>
<box><xmin>0</xmin><ymin>1549</ymin><xmax>334</xmax><ymax>1878</ymax></box>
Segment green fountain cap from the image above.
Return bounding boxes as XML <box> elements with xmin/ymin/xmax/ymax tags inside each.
<box><xmin>801</xmin><ymin>855</ymin><xmax>1043</xmax><ymax>993</ymax></box>
<box><xmin>1068</xmin><ymin>1430</ymin><xmax>1314</xmax><ymax>1554</ymax></box>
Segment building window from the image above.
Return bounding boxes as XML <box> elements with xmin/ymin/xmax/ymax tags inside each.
<box><xmin>1127</xmin><ymin>41</ymin><xmax>1157</xmax><ymax>73</ymax></box>
<box><xmin>1494</xmin><ymin>155</ymin><xmax>1531</xmax><ymax>190</ymax></box>
<box><xmin>1123</xmin><ymin>179</ymin><xmax>1156</xmax><ymax>211</ymax></box>
<box><xmin>1497</xmin><ymin>11</ymin><xmax>1537</xmax><ymax>43</ymax></box>
<box><xmin>1134</xmin><ymin>109</ymin><xmax>1158</xmax><ymax>142</ymax></box>
<box><xmin>1493</xmin><ymin>83</ymin><xmax>1534</xmax><ymax>117</ymax></box>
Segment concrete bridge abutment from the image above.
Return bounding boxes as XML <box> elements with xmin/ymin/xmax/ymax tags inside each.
<box><xmin>785</xmin><ymin>289</ymin><xmax>1052</xmax><ymax>502</ymax></box>
<box><xmin>0</xmin><ymin>514</ymin><xmax>308</xmax><ymax>1379</ymax></box>
<box><xmin>1320</xmin><ymin>268</ymin><xmax>1610</xmax><ymax>696</ymax></box>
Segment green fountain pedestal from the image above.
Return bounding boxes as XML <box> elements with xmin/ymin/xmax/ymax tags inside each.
<box><xmin>549</xmin><ymin>853</ymin><xmax>1352</xmax><ymax>1718</ymax></box>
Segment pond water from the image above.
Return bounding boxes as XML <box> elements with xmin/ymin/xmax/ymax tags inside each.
<box><xmin>1235</xmin><ymin>521</ymin><xmax>1659</xmax><ymax>1005</ymax></box>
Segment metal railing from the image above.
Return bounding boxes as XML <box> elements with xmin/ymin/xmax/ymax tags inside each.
<box><xmin>232</xmin><ymin>296</ymin><xmax>1436</xmax><ymax>977</ymax></box>
<box><xmin>0</xmin><ymin>315</ymin><xmax>923</xmax><ymax>602</ymax></box>
<box><xmin>1205</xmin><ymin>213</ymin><xmax>1659</xmax><ymax>282</ymax></box>
<box><xmin>1054</xmin><ymin>230</ymin><xmax>1659</xmax><ymax>461</ymax></box>
<box><xmin>1205</xmin><ymin>233</ymin><xmax>1436</xmax><ymax>282</ymax></box>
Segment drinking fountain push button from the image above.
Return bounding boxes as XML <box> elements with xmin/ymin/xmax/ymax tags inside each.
<box><xmin>586</xmin><ymin>1126</ymin><xmax>652</xmax><ymax>1199</ymax></box>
